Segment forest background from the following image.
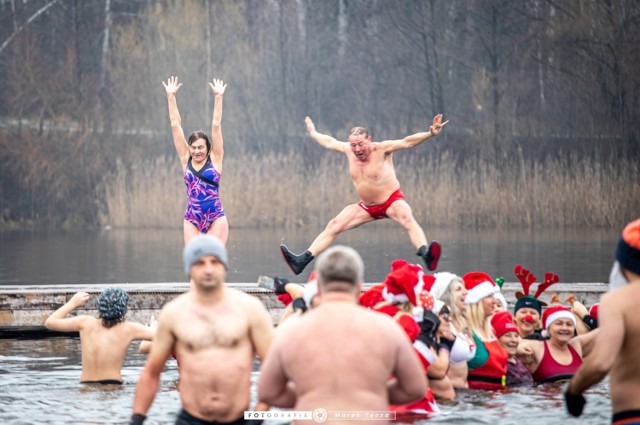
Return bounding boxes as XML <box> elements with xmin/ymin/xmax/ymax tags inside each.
<box><xmin>0</xmin><ymin>0</ymin><xmax>638</xmax><ymax>230</ymax></box>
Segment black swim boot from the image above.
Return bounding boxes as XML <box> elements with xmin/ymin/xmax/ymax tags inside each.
<box><xmin>417</xmin><ymin>241</ymin><xmax>442</xmax><ymax>271</ymax></box>
<box><xmin>280</xmin><ymin>244</ymin><xmax>314</xmax><ymax>275</ymax></box>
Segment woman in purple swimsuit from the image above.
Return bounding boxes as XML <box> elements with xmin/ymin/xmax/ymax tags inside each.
<box><xmin>162</xmin><ymin>76</ymin><xmax>229</xmax><ymax>245</ymax></box>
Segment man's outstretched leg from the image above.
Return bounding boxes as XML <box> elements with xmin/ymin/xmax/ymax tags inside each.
<box><xmin>279</xmin><ymin>245</ymin><xmax>315</xmax><ymax>275</ymax></box>
<box><xmin>280</xmin><ymin>204</ymin><xmax>373</xmax><ymax>275</ymax></box>
<box><xmin>386</xmin><ymin>200</ymin><xmax>441</xmax><ymax>271</ymax></box>
<box><xmin>416</xmin><ymin>242</ymin><xmax>441</xmax><ymax>271</ymax></box>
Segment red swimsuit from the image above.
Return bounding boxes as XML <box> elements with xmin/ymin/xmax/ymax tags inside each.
<box><xmin>532</xmin><ymin>341</ymin><xmax>582</xmax><ymax>384</ymax></box>
<box><xmin>357</xmin><ymin>189</ymin><xmax>405</xmax><ymax>219</ymax></box>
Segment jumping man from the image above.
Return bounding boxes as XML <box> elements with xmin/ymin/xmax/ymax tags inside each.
<box><xmin>280</xmin><ymin>114</ymin><xmax>448</xmax><ymax>275</ymax></box>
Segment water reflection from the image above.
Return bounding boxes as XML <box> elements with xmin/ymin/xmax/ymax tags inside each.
<box><xmin>0</xmin><ymin>225</ymin><xmax>618</xmax><ymax>285</ymax></box>
<box><xmin>0</xmin><ymin>338</ymin><xmax>612</xmax><ymax>425</ymax></box>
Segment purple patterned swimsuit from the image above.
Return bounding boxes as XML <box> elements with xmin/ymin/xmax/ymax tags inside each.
<box><xmin>184</xmin><ymin>157</ymin><xmax>225</xmax><ymax>233</ymax></box>
<box><xmin>506</xmin><ymin>357</ymin><xmax>534</xmax><ymax>387</ymax></box>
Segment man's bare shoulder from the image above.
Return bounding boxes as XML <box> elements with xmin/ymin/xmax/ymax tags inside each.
<box><xmin>225</xmin><ymin>288</ymin><xmax>274</xmax><ymax>328</ymax></box>
<box><xmin>364</xmin><ymin>308</ymin><xmax>406</xmax><ymax>331</ymax></box>
<box><xmin>604</xmin><ymin>284</ymin><xmax>640</xmax><ymax>307</ymax></box>
<box><xmin>370</xmin><ymin>141</ymin><xmax>386</xmax><ymax>151</ymax></box>
<box><xmin>274</xmin><ymin>313</ymin><xmax>304</xmax><ymax>340</ymax></box>
<box><xmin>158</xmin><ymin>292</ymin><xmax>191</xmax><ymax>317</ymax></box>
<box><xmin>312</xmin><ymin>304</ymin><xmax>401</xmax><ymax>332</ymax></box>
<box><xmin>79</xmin><ymin>315</ymin><xmax>101</xmax><ymax>328</ymax></box>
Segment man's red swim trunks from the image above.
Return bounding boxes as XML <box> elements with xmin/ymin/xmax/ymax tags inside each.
<box><xmin>357</xmin><ymin>189</ymin><xmax>405</xmax><ymax>220</ymax></box>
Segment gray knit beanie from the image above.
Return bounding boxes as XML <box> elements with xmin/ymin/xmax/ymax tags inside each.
<box><xmin>183</xmin><ymin>235</ymin><xmax>228</xmax><ymax>276</ymax></box>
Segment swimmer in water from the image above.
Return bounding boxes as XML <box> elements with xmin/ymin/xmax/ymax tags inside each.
<box><xmin>516</xmin><ymin>305</ymin><xmax>598</xmax><ymax>384</ymax></box>
<box><xmin>130</xmin><ymin>235</ymin><xmax>274</xmax><ymax>425</ymax></box>
<box><xmin>566</xmin><ymin>218</ymin><xmax>640</xmax><ymax>423</ymax></box>
<box><xmin>259</xmin><ymin>246</ymin><xmax>426</xmax><ymax>419</ymax></box>
<box><xmin>44</xmin><ymin>288</ymin><xmax>154</xmax><ymax>384</ymax></box>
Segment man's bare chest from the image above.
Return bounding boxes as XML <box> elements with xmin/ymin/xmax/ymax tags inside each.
<box><xmin>175</xmin><ymin>310</ymin><xmax>249</xmax><ymax>352</ymax></box>
<box><xmin>348</xmin><ymin>155</ymin><xmax>391</xmax><ymax>181</ymax></box>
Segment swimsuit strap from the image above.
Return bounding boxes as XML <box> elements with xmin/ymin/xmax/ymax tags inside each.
<box><xmin>188</xmin><ymin>157</ymin><xmax>219</xmax><ymax>188</ymax></box>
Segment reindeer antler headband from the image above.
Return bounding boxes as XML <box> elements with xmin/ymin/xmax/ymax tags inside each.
<box><xmin>514</xmin><ymin>265</ymin><xmax>559</xmax><ymax>307</ymax></box>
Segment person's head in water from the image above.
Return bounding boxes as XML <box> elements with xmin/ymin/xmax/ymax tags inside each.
<box><xmin>98</xmin><ymin>287</ymin><xmax>129</xmax><ymax>328</ymax></box>
<box><xmin>315</xmin><ymin>245</ymin><xmax>364</xmax><ymax>296</ymax></box>
<box><xmin>348</xmin><ymin>126</ymin><xmax>372</xmax><ymax>162</ymax></box>
<box><xmin>188</xmin><ymin>131</ymin><xmax>211</xmax><ymax>162</ymax></box>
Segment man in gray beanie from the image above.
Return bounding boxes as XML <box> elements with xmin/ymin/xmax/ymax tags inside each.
<box><xmin>44</xmin><ymin>287</ymin><xmax>155</xmax><ymax>384</ymax></box>
<box><xmin>183</xmin><ymin>233</ymin><xmax>228</xmax><ymax>275</ymax></box>
<box><xmin>566</xmin><ymin>218</ymin><xmax>640</xmax><ymax>421</ymax></box>
<box><xmin>131</xmin><ymin>235</ymin><xmax>275</xmax><ymax>425</ymax></box>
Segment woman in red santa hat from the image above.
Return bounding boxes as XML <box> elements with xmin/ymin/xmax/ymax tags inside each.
<box><xmin>516</xmin><ymin>305</ymin><xmax>599</xmax><ymax>384</ymax></box>
<box><xmin>428</xmin><ymin>272</ymin><xmax>476</xmax><ymax>390</ymax></box>
<box><xmin>365</xmin><ymin>260</ymin><xmax>443</xmax><ymax>415</ymax></box>
<box><xmin>491</xmin><ymin>311</ymin><xmax>534</xmax><ymax>387</ymax></box>
<box><xmin>462</xmin><ymin>271</ymin><xmax>508</xmax><ymax>390</ymax></box>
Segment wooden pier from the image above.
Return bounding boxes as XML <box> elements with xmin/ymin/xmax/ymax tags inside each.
<box><xmin>0</xmin><ymin>282</ymin><xmax>608</xmax><ymax>338</ymax></box>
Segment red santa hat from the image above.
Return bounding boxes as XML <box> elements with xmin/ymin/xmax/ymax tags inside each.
<box><xmin>542</xmin><ymin>305</ymin><xmax>576</xmax><ymax>330</ymax></box>
<box><xmin>463</xmin><ymin>271</ymin><xmax>499</xmax><ymax>304</ymax></box>
<box><xmin>491</xmin><ymin>311</ymin><xmax>518</xmax><ymax>338</ymax></box>
<box><xmin>382</xmin><ymin>260</ymin><xmax>425</xmax><ymax>306</ymax></box>
<box><xmin>359</xmin><ymin>283</ymin><xmax>385</xmax><ymax>308</ymax></box>
<box><xmin>589</xmin><ymin>303</ymin><xmax>599</xmax><ymax>320</ymax></box>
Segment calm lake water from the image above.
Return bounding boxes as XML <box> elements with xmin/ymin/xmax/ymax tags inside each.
<box><xmin>0</xmin><ymin>338</ymin><xmax>612</xmax><ymax>425</ymax></box>
<box><xmin>0</xmin><ymin>225</ymin><xmax>617</xmax><ymax>424</ymax></box>
<box><xmin>0</xmin><ymin>225</ymin><xmax>618</xmax><ymax>285</ymax></box>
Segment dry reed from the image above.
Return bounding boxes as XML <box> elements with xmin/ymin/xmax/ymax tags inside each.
<box><xmin>101</xmin><ymin>151</ymin><xmax>640</xmax><ymax>229</ymax></box>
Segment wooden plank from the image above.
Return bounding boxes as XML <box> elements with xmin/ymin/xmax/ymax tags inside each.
<box><xmin>0</xmin><ymin>282</ymin><xmax>609</xmax><ymax>329</ymax></box>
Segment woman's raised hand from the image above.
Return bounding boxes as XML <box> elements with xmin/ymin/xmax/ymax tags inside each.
<box><xmin>162</xmin><ymin>76</ymin><xmax>182</xmax><ymax>96</ymax></box>
<box><xmin>209</xmin><ymin>78</ymin><xmax>227</xmax><ymax>96</ymax></box>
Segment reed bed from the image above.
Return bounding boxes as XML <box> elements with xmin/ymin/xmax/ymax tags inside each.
<box><xmin>101</xmin><ymin>151</ymin><xmax>640</xmax><ymax>229</ymax></box>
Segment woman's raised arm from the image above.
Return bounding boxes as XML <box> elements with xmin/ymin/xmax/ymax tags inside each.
<box><xmin>162</xmin><ymin>76</ymin><xmax>189</xmax><ymax>169</ymax></box>
<box><xmin>209</xmin><ymin>78</ymin><xmax>226</xmax><ymax>172</ymax></box>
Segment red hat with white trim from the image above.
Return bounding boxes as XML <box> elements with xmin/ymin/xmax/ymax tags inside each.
<box><xmin>382</xmin><ymin>260</ymin><xmax>425</xmax><ymax>306</ymax></box>
<box><xmin>542</xmin><ymin>305</ymin><xmax>576</xmax><ymax>330</ymax></box>
<box><xmin>462</xmin><ymin>271</ymin><xmax>499</xmax><ymax>304</ymax></box>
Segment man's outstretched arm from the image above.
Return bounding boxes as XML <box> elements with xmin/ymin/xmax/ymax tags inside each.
<box><xmin>304</xmin><ymin>116</ymin><xmax>347</xmax><ymax>153</ymax></box>
<box><xmin>565</xmin><ymin>292</ymin><xmax>623</xmax><ymax>417</ymax></box>
<box><xmin>379</xmin><ymin>114</ymin><xmax>449</xmax><ymax>153</ymax></box>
